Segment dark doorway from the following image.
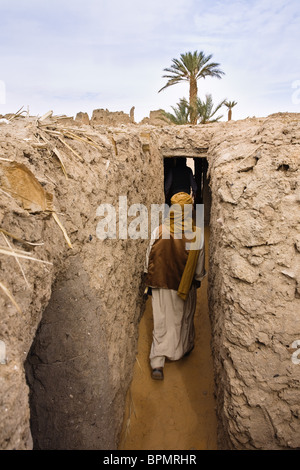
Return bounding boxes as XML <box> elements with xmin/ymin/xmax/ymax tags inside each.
<box><xmin>163</xmin><ymin>157</ymin><xmax>211</xmax><ymax>226</ymax></box>
<box><xmin>163</xmin><ymin>157</ymin><xmax>174</xmax><ymax>206</ymax></box>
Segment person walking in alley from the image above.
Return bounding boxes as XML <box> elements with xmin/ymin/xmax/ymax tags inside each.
<box><xmin>144</xmin><ymin>192</ymin><xmax>206</xmax><ymax>380</ymax></box>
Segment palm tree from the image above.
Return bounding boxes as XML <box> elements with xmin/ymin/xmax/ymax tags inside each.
<box><xmin>163</xmin><ymin>98</ymin><xmax>190</xmax><ymax>124</ymax></box>
<box><xmin>197</xmin><ymin>94</ymin><xmax>226</xmax><ymax>124</ymax></box>
<box><xmin>158</xmin><ymin>51</ymin><xmax>225</xmax><ymax>124</ymax></box>
<box><xmin>224</xmin><ymin>100</ymin><xmax>237</xmax><ymax>121</ymax></box>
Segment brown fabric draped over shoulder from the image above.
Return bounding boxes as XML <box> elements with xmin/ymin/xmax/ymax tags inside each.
<box><xmin>146</xmin><ymin>226</ymin><xmax>190</xmax><ymax>291</ymax></box>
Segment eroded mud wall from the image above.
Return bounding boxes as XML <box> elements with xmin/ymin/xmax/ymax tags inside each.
<box><xmin>208</xmin><ymin>114</ymin><xmax>300</xmax><ymax>449</ymax></box>
<box><xmin>0</xmin><ymin>119</ymin><xmax>163</xmax><ymax>449</ymax></box>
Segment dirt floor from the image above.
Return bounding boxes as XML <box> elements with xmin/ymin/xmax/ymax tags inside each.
<box><xmin>119</xmin><ymin>228</ymin><xmax>218</xmax><ymax>450</ymax></box>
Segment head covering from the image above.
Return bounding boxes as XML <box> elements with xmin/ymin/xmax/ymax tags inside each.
<box><xmin>148</xmin><ymin>191</ymin><xmax>202</xmax><ymax>301</ymax></box>
<box><xmin>170</xmin><ymin>191</ymin><xmax>193</xmax><ymax>206</ymax></box>
<box><xmin>176</xmin><ymin>157</ymin><xmax>187</xmax><ymax>168</ymax></box>
<box><xmin>164</xmin><ymin>192</ymin><xmax>195</xmax><ymax>236</ymax></box>
<box><xmin>168</xmin><ymin>192</ymin><xmax>201</xmax><ymax>301</ymax></box>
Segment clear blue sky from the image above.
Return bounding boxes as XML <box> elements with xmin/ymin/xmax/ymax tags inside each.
<box><xmin>0</xmin><ymin>0</ymin><xmax>299</xmax><ymax>122</ymax></box>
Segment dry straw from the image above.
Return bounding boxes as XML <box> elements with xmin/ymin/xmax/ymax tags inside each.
<box><xmin>0</xmin><ymin>281</ymin><xmax>22</xmax><ymax>314</ymax></box>
<box><xmin>1</xmin><ymin>232</ymin><xmax>29</xmax><ymax>288</ymax></box>
<box><xmin>0</xmin><ymin>238</ymin><xmax>52</xmax><ymax>315</ymax></box>
<box><xmin>0</xmin><ymin>228</ymin><xmax>44</xmax><ymax>246</ymax></box>
<box><xmin>7</xmin><ymin>106</ymin><xmax>28</xmax><ymax>122</ymax></box>
<box><xmin>0</xmin><ymin>244</ymin><xmax>52</xmax><ymax>264</ymax></box>
<box><xmin>52</xmin><ymin>212</ymin><xmax>73</xmax><ymax>249</ymax></box>
<box><xmin>121</xmin><ymin>389</ymin><xmax>137</xmax><ymax>446</ymax></box>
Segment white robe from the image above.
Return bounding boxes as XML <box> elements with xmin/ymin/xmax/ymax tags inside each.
<box><xmin>144</xmin><ymin>227</ymin><xmax>206</xmax><ymax>369</ymax></box>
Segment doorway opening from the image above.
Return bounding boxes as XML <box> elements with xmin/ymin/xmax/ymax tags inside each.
<box><xmin>194</xmin><ymin>157</ymin><xmax>211</xmax><ymax>227</ymax></box>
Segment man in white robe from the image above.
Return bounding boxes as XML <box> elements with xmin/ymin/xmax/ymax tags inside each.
<box><xmin>144</xmin><ymin>192</ymin><xmax>206</xmax><ymax>380</ymax></box>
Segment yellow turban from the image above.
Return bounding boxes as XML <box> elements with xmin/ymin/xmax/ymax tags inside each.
<box><xmin>170</xmin><ymin>191</ymin><xmax>193</xmax><ymax>207</ymax></box>
<box><xmin>165</xmin><ymin>192</ymin><xmax>194</xmax><ymax>235</ymax></box>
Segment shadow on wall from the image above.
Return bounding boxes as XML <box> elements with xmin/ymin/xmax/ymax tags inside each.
<box><xmin>24</xmin><ymin>257</ymin><xmax>118</xmax><ymax>450</ymax></box>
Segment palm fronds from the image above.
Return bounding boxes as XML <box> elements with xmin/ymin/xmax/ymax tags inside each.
<box><xmin>224</xmin><ymin>100</ymin><xmax>238</xmax><ymax>120</ymax></box>
<box><xmin>224</xmin><ymin>100</ymin><xmax>238</xmax><ymax>109</ymax></box>
<box><xmin>159</xmin><ymin>51</ymin><xmax>224</xmax><ymax>125</ymax></box>
<box><xmin>164</xmin><ymin>94</ymin><xmax>226</xmax><ymax>125</ymax></box>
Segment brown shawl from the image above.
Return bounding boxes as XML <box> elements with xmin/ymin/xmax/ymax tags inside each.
<box><xmin>146</xmin><ymin>192</ymin><xmax>201</xmax><ymax>299</ymax></box>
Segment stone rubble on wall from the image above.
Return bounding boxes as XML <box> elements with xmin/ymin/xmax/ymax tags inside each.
<box><xmin>91</xmin><ymin>108</ymin><xmax>134</xmax><ymax>126</ymax></box>
<box><xmin>139</xmin><ymin>109</ymin><xmax>173</xmax><ymax>127</ymax></box>
<box><xmin>75</xmin><ymin>111</ymin><xmax>90</xmax><ymax>126</ymax></box>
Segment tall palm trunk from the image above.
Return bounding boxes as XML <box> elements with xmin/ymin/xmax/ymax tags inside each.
<box><xmin>228</xmin><ymin>108</ymin><xmax>232</xmax><ymax>121</ymax></box>
<box><xmin>189</xmin><ymin>76</ymin><xmax>198</xmax><ymax>125</ymax></box>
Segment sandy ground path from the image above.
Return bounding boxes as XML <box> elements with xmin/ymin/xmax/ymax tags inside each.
<box><xmin>119</xmin><ymin>228</ymin><xmax>217</xmax><ymax>450</ymax></box>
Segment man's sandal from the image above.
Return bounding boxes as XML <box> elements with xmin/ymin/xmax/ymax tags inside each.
<box><xmin>151</xmin><ymin>367</ymin><xmax>164</xmax><ymax>380</ymax></box>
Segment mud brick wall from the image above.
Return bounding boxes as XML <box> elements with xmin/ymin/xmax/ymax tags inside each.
<box><xmin>0</xmin><ymin>119</ymin><xmax>163</xmax><ymax>449</ymax></box>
